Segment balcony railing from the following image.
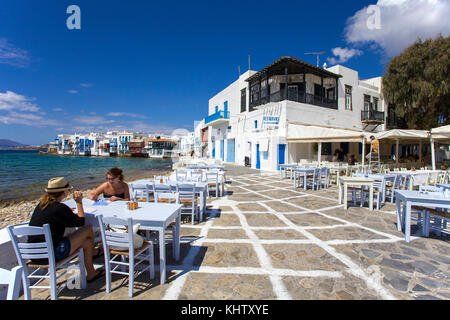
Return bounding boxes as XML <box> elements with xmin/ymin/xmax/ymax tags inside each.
<box><xmin>361</xmin><ymin>110</ymin><xmax>385</xmax><ymax>123</ymax></box>
<box><xmin>204</xmin><ymin>110</ymin><xmax>230</xmax><ymax>124</ymax></box>
<box><xmin>250</xmin><ymin>91</ymin><xmax>338</xmax><ymax>111</ymax></box>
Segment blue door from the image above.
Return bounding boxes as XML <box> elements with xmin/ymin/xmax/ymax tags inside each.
<box><xmin>226</xmin><ymin>139</ymin><xmax>235</xmax><ymax>163</ymax></box>
<box><xmin>220</xmin><ymin>140</ymin><xmax>224</xmax><ymax>161</ymax></box>
<box><xmin>278</xmin><ymin>144</ymin><xmax>286</xmax><ymax>170</ymax></box>
<box><xmin>212</xmin><ymin>143</ymin><xmax>216</xmax><ymax>158</ymax></box>
<box><xmin>256</xmin><ymin>144</ymin><xmax>261</xmax><ymax>169</ymax></box>
<box><xmin>224</xmin><ymin>101</ymin><xmax>228</xmax><ymax>117</ymax></box>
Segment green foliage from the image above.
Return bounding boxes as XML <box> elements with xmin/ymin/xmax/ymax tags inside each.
<box><xmin>382</xmin><ymin>35</ymin><xmax>449</xmax><ymax>129</ymax></box>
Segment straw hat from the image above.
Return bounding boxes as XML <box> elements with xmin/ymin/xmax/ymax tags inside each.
<box><xmin>45</xmin><ymin>177</ymin><xmax>71</xmax><ymax>193</ymax></box>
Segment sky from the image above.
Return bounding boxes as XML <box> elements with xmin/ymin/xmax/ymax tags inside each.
<box><xmin>0</xmin><ymin>0</ymin><xmax>449</xmax><ymax>145</ymax></box>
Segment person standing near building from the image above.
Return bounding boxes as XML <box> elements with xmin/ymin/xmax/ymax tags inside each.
<box><xmin>365</xmin><ymin>135</ymin><xmax>379</xmax><ymax>160</ymax></box>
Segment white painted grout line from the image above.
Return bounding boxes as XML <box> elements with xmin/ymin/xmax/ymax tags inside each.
<box><xmin>251</xmin><ymin>189</ymin><xmax>398</xmax><ymax>300</ymax></box>
<box><xmin>165</xmin><ymin>172</ymin><xmax>402</xmax><ymax>300</ymax></box>
<box><xmin>162</xmin><ymin>204</ymin><xmax>217</xmax><ymax>300</ymax></box>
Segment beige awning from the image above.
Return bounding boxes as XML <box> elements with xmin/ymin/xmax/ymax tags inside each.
<box><xmin>287</xmin><ymin>123</ymin><xmax>367</xmax><ymax>143</ymax></box>
<box><xmin>375</xmin><ymin>129</ymin><xmax>430</xmax><ymax>141</ymax></box>
<box><xmin>431</xmin><ymin>125</ymin><xmax>450</xmax><ymax>141</ymax></box>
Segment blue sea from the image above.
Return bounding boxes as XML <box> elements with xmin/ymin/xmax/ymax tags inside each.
<box><xmin>0</xmin><ymin>150</ymin><xmax>172</xmax><ymax>201</ymax></box>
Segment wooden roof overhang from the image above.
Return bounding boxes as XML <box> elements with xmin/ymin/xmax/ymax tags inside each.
<box><xmin>245</xmin><ymin>56</ymin><xmax>342</xmax><ymax>83</ymax></box>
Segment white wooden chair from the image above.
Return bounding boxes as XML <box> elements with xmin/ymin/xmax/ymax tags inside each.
<box><xmin>130</xmin><ymin>184</ymin><xmax>152</xmax><ymax>202</ymax></box>
<box><xmin>176</xmin><ymin>170</ymin><xmax>188</xmax><ymax>182</ymax></box>
<box><xmin>7</xmin><ymin>222</ymin><xmax>87</xmax><ymax>300</ymax></box>
<box><xmin>0</xmin><ymin>266</ymin><xmax>23</xmax><ymax>300</ymax></box>
<box><xmin>97</xmin><ymin>215</ymin><xmax>154</xmax><ymax>298</ymax></box>
<box><xmin>176</xmin><ymin>183</ymin><xmax>199</xmax><ymax>225</ymax></box>
<box><xmin>190</xmin><ymin>170</ymin><xmax>203</xmax><ymax>182</ymax></box>
<box><xmin>360</xmin><ymin>177</ymin><xmax>385</xmax><ymax>210</ymax></box>
<box><xmin>206</xmin><ymin>171</ymin><xmax>219</xmax><ymax>197</ymax></box>
<box><xmin>320</xmin><ymin>167</ymin><xmax>330</xmax><ymax>189</ymax></box>
<box><xmin>385</xmin><ymin>174</ymin><xmax>402</xmax><ymax>203</ymax></box>
<box><xmin>306</xmin><ymin>168</ymin><xmax>321</xmax><ymax>191</ymax></box>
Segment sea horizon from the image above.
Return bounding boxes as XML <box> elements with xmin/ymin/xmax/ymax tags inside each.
<box><xmin>0</xmin><ymin>150</ymin><xmax>173</xmax><ymax>202</ymax></box>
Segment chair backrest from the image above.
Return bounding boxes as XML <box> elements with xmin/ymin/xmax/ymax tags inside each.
<box><xmin>176</xmin><ymin>183</ymin><xmax>196</xmax><ymax>201</ymax></box>
<box><xmin>7</xmin><ymin>223</ymin><xmax>55</xmax><ymax>268</ymax></box>
<box><xmin>190</xmin><ymin>171</ymin><xmax>203</xmax><ymax>182</ymax></box>
<box><xmin>153</xmin><ymin>182</ymin><xmax>172</xmax><ymax>193</ymax></box>
<box><xmin>130</xmin><ymin>184</ymin><xmax>151</xmax><ymax>202</ymax></box>
<box><xmin>176</xmin><ymin>170</ymin><xmax>188</xmax><ymax>182</ymax></box>
<box><xmin>373</xmin><ymin>178</ymin><xmax>385</xmax><ymax>191</ymax></box>
<box><xmin>97</xmin><ymin>215</ymin><xmax>134</xmax><ymax>254</ymax></box>
<box><xmin>206</xmin><ymin>171</ymin><xmax>218</xmax><ymax>182</ymax></box>
<box><xmin>400</xmin><ymin>174</ymin><xmax>412</xmax><ymax>190</ymax></box>
<box><xmin>419</xmin><ymin>185</ymin><xmax>443</xmax><ymax>193</ymax></box>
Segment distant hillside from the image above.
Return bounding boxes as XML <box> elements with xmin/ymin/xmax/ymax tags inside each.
<box><xmin>0</xmin><ymin>139</ymin><xmax>29</xmax><ymax>149</ymax></box>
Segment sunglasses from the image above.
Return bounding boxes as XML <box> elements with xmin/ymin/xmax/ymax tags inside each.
<box><xmin>106</xmin><ymin>177</ymin><xmax>117</xmax><ymax>181</ymax></box>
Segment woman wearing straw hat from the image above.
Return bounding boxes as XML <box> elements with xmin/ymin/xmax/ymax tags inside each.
<box><xmin>28</xmin><ymin>177</ymin><xmax>104</xmax><ymax>283</ymax></box>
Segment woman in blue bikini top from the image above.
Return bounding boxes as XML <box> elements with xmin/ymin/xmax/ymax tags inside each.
<box><xmin>88</xmin><ymin>167</ymin><xmax>130</xmax><ymax>202</ymax></box>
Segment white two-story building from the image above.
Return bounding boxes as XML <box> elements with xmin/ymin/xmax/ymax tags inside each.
<box><xmin>204</xmin><ymin>56</ymin><xmax>387</xmax><ymax>171</ymax></box>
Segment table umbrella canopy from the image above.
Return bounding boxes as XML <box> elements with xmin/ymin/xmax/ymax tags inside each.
<box><xmin>375</xmin><ymin>129</ymin><xmax>430</xmax><ymax>141</ymax></box>
<box><xmin>431</xmin><ymin>125</ymin><xmax>450</xmax><ymax>141</ymax></box>
<box><xmin>287</xmin><ymin>123</ymin><xmax>371</xmax><ymax>143</ymax></box>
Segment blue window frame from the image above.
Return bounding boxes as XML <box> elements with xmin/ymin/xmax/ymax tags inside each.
<box><xmin>254</xmin><ymin>120</ymin><xmax>258</xmax><ymax>129</ymax></box>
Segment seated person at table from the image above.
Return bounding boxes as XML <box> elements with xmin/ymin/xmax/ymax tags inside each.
<box><xmin>89</xmin><ymin>167</ymin><xmax>130</xmax><ymax>202</ymax></box>
<box><xmin>28</xmin><ymin>177</ymin><xmax>104</xmax><ymax>282</ymax></box>
<box><xmin>347</xmin><ymin>154</ymin><xmax>357</xmax><ymax>165</ymax></box>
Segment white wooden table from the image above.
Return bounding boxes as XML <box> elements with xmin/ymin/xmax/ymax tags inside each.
<box><xmin>64</xmin><ymin>199</ymin><xmax>182</xmax><ymax>284</ymax></box>
<box><xmin>279</xmin><ymin>164</ymin><xmax>297</xmax><ymax>179</ymax></box>
<box><xmin>394</xmin><ymin>190</ymin><xmax>450</xmax><ymax>242</ymax></box>
<box><xmin>436</xmin><ymin>184</ymin><xmax>450</xmax><ymax>191</ymax></box>
<box><xmin>338</xmin><ymin>177</ymin><xmax>374</xmax><ymax>210</ymax></box>
<box><xmin>131</xmin><ymin>180</ymin><xmax>208</xmax><ymax>222</ymax></box>
<box><xmin>293</xmin><ymin>167</ymin><xmax>317</xmax><ymax>189</ymax></box>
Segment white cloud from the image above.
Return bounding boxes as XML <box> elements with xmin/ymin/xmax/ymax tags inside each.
<box><xmin>0</xmin><ymin>38</ymin><xmax>30</xmax><ymax>68</ymax></box>
<box><xmin>344</xmin><ymin>0</ymin><xmax>450</xmax><ymax>57</ymax></box>
<box><xmin>327</xmin><ymin>47</ymin><xmax>363</xmax><ymax>65</ymax></box>
<box><xmin>68</xmin><ymin>90</ymin><xmax>78</xmax><ymax>94</ymax></box>
<box><xmin>74</xmin><ymin>116</ymin><xmax>115</xmax><ymax>125</ymax></box>
<box><xmin>0</xmin><ymin>91</ymin><xmax>39</xmax><ymax>112</ymax></box>
<box><xmin>52</xmin><ymin>107</ymin><xmax>64</xmax><ymax>112</ymax></box>
<box><xmin>107</xmin><ymin>112</ymin><xmax>147</xmax><ymax>119</ymax></box>
<box><xmin>0</xmin><ymin>111</ymin><xmax>63</xmax><ymax>127</ymax></box>
<box><xmin>80</xmin><ymin>83</ymin><xmax>93</xmax><ymax>87</ymax></box>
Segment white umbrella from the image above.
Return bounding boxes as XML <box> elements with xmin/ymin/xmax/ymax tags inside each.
<box><xmin>430</xmin><ymin>125</ymin><xmax>450</xmax><ymax>170</ymax></box>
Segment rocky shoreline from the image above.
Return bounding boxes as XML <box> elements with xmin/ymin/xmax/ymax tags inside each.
<box><xmin>0</xmin><ymin>169</ymin><xmax>172</xmax><ymax>230</ymax></box>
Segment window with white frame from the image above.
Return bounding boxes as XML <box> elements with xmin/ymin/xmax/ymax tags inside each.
<box><xmin>345</xmin><ymin>85</ymin><xmax>352</xmax><ymax>110</ymax></box>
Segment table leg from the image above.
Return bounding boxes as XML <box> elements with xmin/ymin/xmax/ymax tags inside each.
<box><xmin>338</xmin><ymin>181</ymin><xmax>342</xmax><ymax>205</ymax></box>
<box><xmin>405</xmin><ymin>202</ymin><xmax>412</xmax><ymax>242</ymax></box>
<box><xmin>200</xmin><ymin>191</ymin><xmax>205</xmax><ymax>222</ymax></box>
<box><xmin>396</xmin><ymin>196</ymin><xmax>402</xmax><ymax>231</ymax></box>
<box><xmin>303</xmin><ymin>173</ymin><xmax>307</xmax><ymax>190</ymax></box>
<box><xmin>174</xmin><ymin>209</ymin><xmax>180</xmax><ymax>261</ymax></box>
<box><xmin>158</xmin><ymin>227</ymin><xmax>166</xmax><ymax>284</ymax></box>
<box><xmin>369</xmin><ymin>184</ymin><xmax>374</xmax><ymax>211</ymax></box>
<box><xmin>344</xmin><ymin>184</ymin><xmax>348</xmax><ymax>210</ymax></box>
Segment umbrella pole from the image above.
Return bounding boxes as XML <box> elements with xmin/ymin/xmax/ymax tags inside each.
<box><xmin>361</xmin><ymin>137</ymin><xmax>365</xmax><ymax>170</ymax></box>
<box><xmin>318</xmin><ymin>142</ymin><xmax>322</xmax><ymax>165</ymax></box>
<box><xmin>430</xmin><ymin>137</ymin><xmax>436</xmax><ymax>170</ymax></box>
<box><xmin>396</xmin><ymin>139</ymin><xmax>399</xmax><ymax>166</ymax></box>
